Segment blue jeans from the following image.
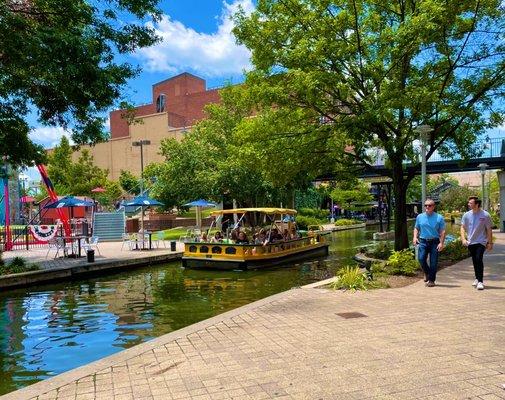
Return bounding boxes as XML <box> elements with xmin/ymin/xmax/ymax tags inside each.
<box><xmin>418</xmin><ymin>238</ymin><xmax>440</xmax><ymax>282</ymax></box>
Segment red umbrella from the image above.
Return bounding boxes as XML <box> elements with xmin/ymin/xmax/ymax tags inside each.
<box><xmin>20</xmin><ymin>195</ymin><xmax>35</xmax><ymax>203</ymax></box>
<box><xmin>91</xmin><ymin>187</ymin><xmax>106</xmax><ymax>193</ymax></box>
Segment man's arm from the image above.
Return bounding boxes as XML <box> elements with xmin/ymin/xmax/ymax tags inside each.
<box><xmin>460</xmin><ymin>216</ymin><xmax>468</xmax><ymax>246</ymax></box>
<box><xmin>413</xmin><ymin>226</ymin><xmax>419</xmax><ymax>246</ymax></box>
<box><xmin>437</xmin><ymin>229</ymin><xmax>446</xmax><ymax>251</ymax></box>
<box><xmin>486</xmin><ymin>215</ymin><xmax>493</xmax><ymax>251</ymax></box>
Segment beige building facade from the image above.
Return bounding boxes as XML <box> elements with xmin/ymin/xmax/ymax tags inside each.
<box><xmin>71</xmin><ymin>113</ymin><xmax>186</xmax><ymax>180</ymax></box>
<box><xmin>71</xmin><ymin>73</ymin><xmax>221</xmax><ymax>180</ymax></box>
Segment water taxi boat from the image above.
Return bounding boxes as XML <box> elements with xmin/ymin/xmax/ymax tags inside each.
<box><xmin>182</xmin><ymin>208</ymin><xmax>329</xmax><ymax>270</ymax></box>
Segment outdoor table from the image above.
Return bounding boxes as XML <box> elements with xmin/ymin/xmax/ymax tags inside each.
<box><xmin>62</xmin><ymin>236</ymin><xmax>88</xmax><ymax>258</ymax></box>
<box><xmin>133</xmin><ymin>232</ymin><xmax>152</xmax><ymax>250</ymax></box>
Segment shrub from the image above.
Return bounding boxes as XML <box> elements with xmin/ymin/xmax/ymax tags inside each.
<box><xmin>334</xmin><ymin>218</ymin><xmax>362</xmax><ymax>226</ymax></box>
<box><xmin>0</xmin><ymin>257</ymin><xmax>39</xmax><ymax>276</ymax></box>
<box><xmin>295</xmin><ymin>215</ymin><xmax>322</xmax><ymax>230</ymax></box>
<box><xmin>365</xmin><ymin>242</ymin><xmax>393</xmax><ymax>260</ymax></box>
<box><xmin>330</xmin><ymin>266</ymin><xmax>369</xmax><ymax>291</ymax></box>
<box><xmin>440</xmin><ymin>239</ymin><xmax>469</xmax><ymax>262</ymax></box>
<box><xmin>385</xmin><ymin>249</ymin><xmax>419</xmax><ymax>276</ymax></box>
<box><xmin>298</xmin><ymin>207</ymin><xmax>328</xmax><ymax>220</ymax></box>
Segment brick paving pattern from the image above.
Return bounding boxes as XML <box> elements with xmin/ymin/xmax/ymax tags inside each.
<box><xmin>1</xmin><ymin>233</ymin><xmax>504</xmax><ymax>400</ymax></box>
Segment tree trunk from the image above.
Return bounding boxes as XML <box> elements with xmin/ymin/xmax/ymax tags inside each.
<box><xmin>392</xmin><ymin>165</ymin><xmax>410</xmax><ymax>250</ymax></box>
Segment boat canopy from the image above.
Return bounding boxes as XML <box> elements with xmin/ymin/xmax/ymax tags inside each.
<box><xmin>210</xmin><ymin>208</ymin><xmax>297</xmax><ymax>216</ymax></box>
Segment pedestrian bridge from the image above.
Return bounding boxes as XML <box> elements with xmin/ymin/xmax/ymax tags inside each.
<box><xmin>362</xmin><ymin>137</ymin><xmax>505</xmax><ymax>177</ymax></box>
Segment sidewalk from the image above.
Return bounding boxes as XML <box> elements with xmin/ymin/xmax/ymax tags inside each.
<box><xmin>2</xmin><ymin>233</ymin><xmax>504</xmax><ymax>400</ymax></box>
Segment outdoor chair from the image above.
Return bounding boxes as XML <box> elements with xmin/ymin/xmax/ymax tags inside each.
<box><xmin>152</xmin><ymin>231</ymin><xmax>166</xmax><ymax>248</ymax></box>
<box><xmin>121</xmin><ymin>233</ymin><xmax>135</xmax><ymax>251</ymax></box>
<box><xmin>46</xmin><ymin>238</ymin><xmax>70</xmax><ymax>259</ymax></box>
<box><xmin>82</xmin><ymin>236</ymin><xmax>101</xmax><ymax>256</ymax></box>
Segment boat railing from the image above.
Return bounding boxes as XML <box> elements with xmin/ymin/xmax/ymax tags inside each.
<box><xmin>184</xmin><ymin>234</ymin><xmax>326</xmax><ymax>259</ymax></box>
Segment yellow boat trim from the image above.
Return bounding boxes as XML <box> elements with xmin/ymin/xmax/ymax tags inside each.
<box><xmin>183</xmin><ymin>235</ymin><xmax>326</xmax><ymax>262</ymax></box>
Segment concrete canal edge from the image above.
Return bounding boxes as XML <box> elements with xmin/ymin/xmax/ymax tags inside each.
<box><xmin>0</xmin><ymin>252</ymin><xmax>183</xmax><ymax>290</ymax></box>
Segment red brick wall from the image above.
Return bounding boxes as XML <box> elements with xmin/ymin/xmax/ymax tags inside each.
<box><xmin>110</xmin><ymin>73</ymin><xmax>223</xmax><ymax>136</ymax></box>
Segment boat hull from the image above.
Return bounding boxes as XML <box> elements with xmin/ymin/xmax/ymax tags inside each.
<box><xmin>182</xmin><ymin>242</ymin><xmax>329</xmax><ymax>270</ymax></box>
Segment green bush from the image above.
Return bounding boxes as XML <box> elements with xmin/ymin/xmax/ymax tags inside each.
<box><xmin>365</xmin><ymin>242</ymin><xmax>393</xmax><ymax>260</ymax></box>
<box><xmin>335</xmin><ymin>218</ymin><xmax>362</xmax><ymax>226</ymax></box>
<box><xmin>440</xmin><ymin>239</ymin><xmax>469</xmax><ymax>262</ymax></box>
<box><xmin>330</xmin><ymin>266</ymin><xmax>369</xmax><ymax>291</ymax></box>
<box><xmin>0</xmin><ymin>257</ymin><xmax>39</xmax><ymax>276</ymax></box>
<box><xmin>385</xmin><ymin>249</ymin><xmax>419</xmax><ymax>276</ymax></box>
<box><xmin>489</xmin><ymin>211</ymin><xmax>500</xmax><ymax>229</ymax></box>
<box><xmin>295</xmin><ymin>215</ymin><xmax>322</xmax><ymax>230</ymax></box>
<box><xmin>298</xmin><ymin>207</ymin><xmax>328</xmax><ymax>220</ymax></box>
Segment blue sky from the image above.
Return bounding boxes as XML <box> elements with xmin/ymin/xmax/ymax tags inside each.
<box><xmin>29</xmin><ymin>0</ymin><xmax>255</xmax><ymax>150</ymax></box>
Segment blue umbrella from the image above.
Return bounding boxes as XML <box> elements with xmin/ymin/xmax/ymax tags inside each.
<box><xmin>184</xmin><ymin>199</ymin><xmax>216</xmax><ymax>229</ymax></box>
<box><xmin>184</xmin><ymin>199</ymin><xmax>216</xmax><ymax>207</ymax></box>
<box><xmin>125</xmin><ymin>195</ymin><xmax>163</xmax><ymax>207</ymax></box>
<box><xmin>44</xmin><ymin>196</ymin><xmax>94</xmax><ymax>209</ymax></box>
<box><xmin>44</xmin><ymin>196</ymin><xmax>95</xmax><ymax>228</ymax></box>
<box><xmin>125</xmin><ymin>195</ymin><xmax>163</xmax><ymax>233</ymax></box>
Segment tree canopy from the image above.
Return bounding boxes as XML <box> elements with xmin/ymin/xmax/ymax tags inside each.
<box><xmin>145</xmin><ymin>85</ymin><xmax>308</xmax><ymax>209</ymax></box>
<box><xmin>233</xmin><ymin>0</ymin><xmax>505</xmax><ymax>249</ymax></box>
<box><xmin>0</xmin><ymin>0</ymin><xmax>161</xmax><ymax>166</ymax></box>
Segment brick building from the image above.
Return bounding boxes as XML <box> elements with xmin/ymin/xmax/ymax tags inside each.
<box><xmin>71</xmin><ymin>72</ymin><xmax>221</xmax><ymax>180</ymax></box>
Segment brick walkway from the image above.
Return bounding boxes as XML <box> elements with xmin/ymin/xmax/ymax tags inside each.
<box><xmin>2</xmin><ymin>233</ymin><xmax>504</xmax><ymax>400</ymax></box>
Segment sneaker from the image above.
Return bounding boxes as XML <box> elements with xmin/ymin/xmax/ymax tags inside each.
<box><xmin>472</xmin><ymin>279</ymin><xmax>478</xmax><ymax>287</ymax></box>
<box><xmin>477</xmin><ymin>282</ymin><xmax>484</xmax><ymax>290</ymax></box>
<box><xmin>426</xmin><ymin>281</ymin><xmax>436</xmax><ymax>287</ymax></box>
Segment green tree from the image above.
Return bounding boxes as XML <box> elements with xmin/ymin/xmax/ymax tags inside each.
<box><xmin>69</xmin><ymin>150</ymin><xmax>108</xmax><ymax>195</ymax></box>
<box><xmin>439</xmin><ymin>185</ymin><xmax>476</xmax><ymax>212</ymax></box>
<box><xmin>0</xmin><ymin>0</ymin><xmax>161</xmax><ymax>167</ymax></box>
<box><xmin>146</xmin><ymin>85</ymin><xmax>305</xmax><ymax>209</ymax></box>
<box><xmin>330</xmin><ymin>180</ymin><xmax>373</xmax><ymax>210</ymax></box>
<box><xmin>234</xmin><ymin>0</ymin><xmax>505</xmax><ymax>249</ymax></box>
<box><xmin>119</xmin><ymin>170</ymin><xmax>141</xmax><ymax>195</ymax></box>
<box><xmin>47</xmin><ymin>136</ymin><xmax>73</xmax><ymax>194</ymax></box>
<box><xmin>45</xmin><ymin>136</ymin><xmax>112</xmax><ymax>198</ymax></box>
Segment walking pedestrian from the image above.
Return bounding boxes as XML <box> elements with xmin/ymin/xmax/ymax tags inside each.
<box><xmin>460</xmin><ymin>196</ymin><xmax>493</xmax><ymax>290</ymax></box>
<box><xmin>412</xmin><ymin>198</ymin><xmax>446</xmax><ymax>287</ymax></box>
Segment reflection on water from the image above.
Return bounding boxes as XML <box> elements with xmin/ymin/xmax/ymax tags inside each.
<box><xmin>0</xmin><ymin>223</ymin><xmax>457</xmax><ymax>394</ymax></box>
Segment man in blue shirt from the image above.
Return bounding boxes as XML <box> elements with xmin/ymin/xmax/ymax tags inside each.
<box><xmin>460</xmin><ymin>196</ymin><xmax>493</xmax><ymax>290</ymax></box>
<box><xmin>412</xmin><ymin>198</ymin><xmax>446</xmax><ymax>287</ymax></box>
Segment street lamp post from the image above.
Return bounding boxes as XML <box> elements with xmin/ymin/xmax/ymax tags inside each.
<box><xmin>415</xmin><ymin>125</ymin><xmax>433</xmax><ymax>207</ymax></box>
<box><xmin>132</xmin><ymin>140</ymin><xmax>151</xmax><ymax>195</ymax></box>
<box><xmin>132</xmin><ymin>140</ymin><xmax>151</xmax><ymax>235</ymax></box>
<box><xmin>478</xmin><ymin>163</ymin><xmax>488</xmax><ymax>210</ymax></box>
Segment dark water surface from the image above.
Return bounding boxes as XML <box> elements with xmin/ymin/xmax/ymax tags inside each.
<box><xmin>0</xmin><ymin>224</ymin><xmax>457</xmax><ymax>394</ymax></box>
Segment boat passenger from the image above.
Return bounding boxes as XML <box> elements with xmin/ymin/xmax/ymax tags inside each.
<box><xmin>290</xmin><ymin>227</ymin><xmax>300</xmax><ymax>240</ymax></box>
<box><xmin>211</xmin><ymin>231</ymin><xmax>223</xmax><ymax>243</ymax></box>
<box><xmin>254</xmin><ymin>229</ymin><xmax>267</xmax><ymax>245</ymax></box>
<box><xmin>236</xmin><ymin>231</ymin><xmax>249</xmax><ymax>244</ymax></box>
<box><xmin>200</xmin><ymin>232</ymin><xmax>208</xmax><ymax>242</ymax></box>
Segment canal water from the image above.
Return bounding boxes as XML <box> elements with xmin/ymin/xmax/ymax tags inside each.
<box><xmin>0</xmin><ymin>224</ymin><xmax>457</xmax><ymax>395</ymax></box>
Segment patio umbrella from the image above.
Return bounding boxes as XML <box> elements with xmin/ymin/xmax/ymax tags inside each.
<box><xmin>184</xmin><ymin>199</ymin><xmax>216</xmax><ymax>229</ymax></box>
<box><xmin>44</xmin><ymin>196</ymin><xmax>94</xmax><ymax>222</ymax></box>
<box><xmin>125</xmin><ymin>195</ymin><xmax>163</xmax><ymax>233</ymax></box>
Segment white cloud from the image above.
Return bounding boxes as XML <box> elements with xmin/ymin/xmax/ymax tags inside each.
<box><xmin>136</xmin><ymin>0</ymin><xmax>254</xmax><ymax>76</ymax></box>
<box><xmin>29</xmin><ymin>126</ymin><xmax>73</xmax><ymax>149</ymax></box>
